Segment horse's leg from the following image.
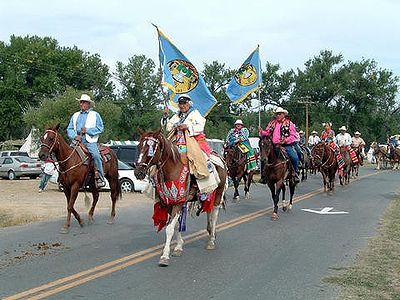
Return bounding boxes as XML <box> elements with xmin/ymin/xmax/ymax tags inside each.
<box><xmin>159</xmin><ymin>206</ymin><xmax>181</xmax><ymax>267</ymax></box>
<box><xmin>232</xmin><ymin>177</ymin><xmax>240</xmax><ymax>201</ymax></box>
<box><xmin>282</xmin><ymin>181</ymin><xmax>288</xmax><ymax>211</ymax></box>
<box><xmin>244</xmin><ymin>171</ymin><xmax>253</xmax><ymax>200</ymax></box>
<box><xmin>88</xmin><ymin>188</ymin><xmax>99</xmax><ymax>225</ymax></box>
<box><xmin>172</xmin><ymin>219</ymin><xmax>184</xmax><ymax>257</ymax></box>
<box><xmin>206</xmin><ymin>205</ymin><xmax>220</xmax><ymax>250</ymax></box>
<box><xmin>321</xmin><ymin>170</ymin><xmax>327</xmax><ymax>192</ymax></box>
<box><xmin>61</xmin><ymin>185</ymin><xmax>83</xmax><ymax>233</ymax></box>
<box><xmin>108</xmin><ymin>177</ymin><xmax>119</xmax><ymax>224</ymax></box>
<box><xmin>288</xmin><ymin>179</ymin><xmax>296</xmax><ymax>210</ymax></box>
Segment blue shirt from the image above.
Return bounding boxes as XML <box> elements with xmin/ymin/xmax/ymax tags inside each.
<box><xmin>67</xmin><ymin>109</ymin><xmax>104</xmax><ymax>140</ymax></box>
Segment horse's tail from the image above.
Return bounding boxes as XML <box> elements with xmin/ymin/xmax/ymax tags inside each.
<box><xmin>116</xmin><ymin>177</ymin><xmax>122</xmax><ymax>200</ymax></box>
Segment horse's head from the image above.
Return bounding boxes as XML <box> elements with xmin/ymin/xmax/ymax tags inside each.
<box><xmin>259</xmin><ymin>135</ymin><xmax>274</xmax><ymax>161</ymax></box>
<box><xmin>311</xmin><ymin>141</ymin><xmax>326</xmax><ymax>166</ymax></box>
<box><xmin>134</xmin><ymin>128</ymin><xmax>164</xmax><ymax>180</ymax></box>
<box><xmin>39</xmin><ymin>124</ymin><xmax>61</xmax><ymax>161</ymax></box>
<box><xmin>223</xmin><ymin>146</ymin><xmax>234</xmax><ymax>167</ymax></box>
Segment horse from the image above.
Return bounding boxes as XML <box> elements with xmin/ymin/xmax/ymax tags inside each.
<box><xmin>388</xmin><ymin>144</ymin><xmax>400</xmax><ymax>170</ymax></box>
<box><xmin>338</xmin><ymin>146</ymin><xmax>352</xmax><ymax>185</ymax></box>
<box><xmin>134</xmin><ymin>129</ymin><xmax>227</xmax><ymax>267</ymax></box>
<box><xmin>351</xmin><ymin>145</ymin><xmax>362</xmax><ymax>177</ymax></box>
<box><xmin>38</xmin><ymin>124</ymin><xmax>121</xmax><ymax>233</ymax></box>
<box><xmin>298</xmin><ymin>144</ymin><xmax>311</xmax><ymax>181</ymax></box>
<box><xmin>223</xmin><ymin>143</ymin><xmax>254</xmax><ymax>201</ymax></box>
<box><xmin>259</xmin><ymin>136</ymin><xmax>298</xmax><ymax>220</ymax></box>
<box><xmin>371</xmin><ymin>142</ymin><xmax>389</xmax><ymax>170</ymax></box>
<box><xmin>311</xmin><ymin>142</ymin><xmax>338</xmax><ymax>192</ymax></box>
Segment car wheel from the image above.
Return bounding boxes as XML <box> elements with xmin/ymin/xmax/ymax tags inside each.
<box><xmin>8</xmin><ymin>171</ymin><xmax>16</xmax><ymax>180</ymax></box>
<box><xmin>30</xmin><ymin>175</ymin><xmax>38</xmax><ymax>179</ymax></box>
<box><xmin>120</xmin><ymin>178</ymin><xmax>134</xmax><ymax>193</ymax></box>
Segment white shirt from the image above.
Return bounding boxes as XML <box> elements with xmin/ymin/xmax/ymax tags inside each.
<box><xmin>336</xmin><ymin>132</ymin><xmax>352</xmax><ymax>147</ymax></box>
<box><xmin>166</xmin><ymin>109</ymin><xmax>205</xmax><ymax>136</ymax></box>
<box><xmin>308</xmin><ymin>135</ymin><xmax>321</xmax><ymax>146</ymax></box>
<box><xmin>43</xmin><ymin>162</ymin><xmax>55</xmax><ymax>175</ymax></box>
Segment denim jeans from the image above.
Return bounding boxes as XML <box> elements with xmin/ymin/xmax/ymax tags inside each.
<box><xmin>39</xmin><ymin>173</ymin><xmax>52</xmax><ymax>190</ymax></box>
<box><xmin>82</xmin><ymin>139</ymin><xmax>104</xmax><ymax>178</ymax></box>
<box><xmin>284</xmin><ymin>144</ymin><xmax>299</xmax><ymax>173</ymax></box>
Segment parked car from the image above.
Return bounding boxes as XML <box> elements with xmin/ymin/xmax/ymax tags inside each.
<box><xmin>0</xmin><ymin>156</ymin><xmax>42</xmax><ymax>180</ymax></box>
<box><xmin>109</xmin><ymin>144</ymin><xmax>139</xmax><ymax>168</ymax></box>
<box><xmin>0</xmin><ymin>151</ymin><xmax>29</xmax><ymax>157</ymax></box>
<box><xmin>50</xmin><ymin>160</ymin><xmax>148</xmax><ymax>193</ymax></box>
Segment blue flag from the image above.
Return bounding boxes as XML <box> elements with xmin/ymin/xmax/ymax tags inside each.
<box><xmin>156</xmin><ymin>26</ymin><xmax>217</xmax><ymax>116</ymax></box>
<box><xmin>226</xmin><ymin>46</ymin><xmax>262</xmax><ymax>104</ymax></box>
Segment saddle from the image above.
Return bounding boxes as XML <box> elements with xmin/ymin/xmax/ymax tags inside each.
<box><xmin>75</xmin><ymin>143</ymin><xmax>113</xmax><ymax>165</ymax></box>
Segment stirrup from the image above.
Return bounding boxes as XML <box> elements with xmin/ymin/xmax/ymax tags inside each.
<box><xmin>96</xmin><ymin>177</ymin><xmax>106</xmax><ymax>188</ymax></box>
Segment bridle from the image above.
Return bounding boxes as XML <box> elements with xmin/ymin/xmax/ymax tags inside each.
<box><xmin>312</xmin><ymin>143</ymin><xmax>334</xmax><ymax>168</ymax></box>
<box><xmin>137</xmin><ymin>136</ymin><xmax>166</xmax><ymax>173</ymax></box>
<box><xmin>40</xmin><ymin>129</ymin><xmax>84</xmax><ymax>173</ymax></box>
<box><xmin>260</xmin><ymin>136</ymin><xmax>288</xmax><ymax>167</ymax></box>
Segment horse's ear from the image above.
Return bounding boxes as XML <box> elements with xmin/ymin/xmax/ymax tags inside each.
<box><xmin>138</xmin><ymin>128</ymin><xmax>145</xmax><ymax>136</ymax></box>
<box><xmin>55</xmin><ymin>123</ymin><xmax>60</xmax><ymax>131</ymax></box>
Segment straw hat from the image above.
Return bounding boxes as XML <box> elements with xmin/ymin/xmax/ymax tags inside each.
<box><xmin>274</xmin><ymin>107</ymin><xmax>288</xmax><ymax>115</ymax></box>
<box><xmin>339</xmin><ymin>126</ymin><xmax>347</xmax><ymax>131</ymax></box>
<box><xmin>234</xmin><ymin>119</ymin><xmax>244</xmax><ymax>126</ymax></box>
<box><xmin>311</xmin><ymin>130</ymin><xmax>318</xmax><ymax>134</ymax></box>
<box><xmin>76</xmin><ymin>94</ymin><xmax>95</xmax><ymax>106</ymax></box>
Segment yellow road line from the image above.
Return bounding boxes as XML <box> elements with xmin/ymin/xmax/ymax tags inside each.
<box><xmin>3</xmin><ymin>171</ymin><xmax>382</xmax><ymax>300</ymax></box>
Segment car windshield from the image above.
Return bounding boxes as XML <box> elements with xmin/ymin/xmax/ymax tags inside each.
<box><xmin>118</xmin><ymin>160</ymin><xmax>133</xmax><ymax>170</ymax></box>
<box><xmin>14</xmin><ymin>157</ymin><xmax>37</xmax><ymax>163</ymax></box>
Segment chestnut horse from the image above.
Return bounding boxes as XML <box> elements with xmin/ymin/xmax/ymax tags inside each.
<box><xmin>311</xmin><ymin>142</ymin><xmax>338</xmax><ymax>192</ymax></box>
<box><xmin>134</xmin><ymin>129</ymin><xmax>227</xmax><ymax>267</ymax></box>
<box><xmin>259</xmin><ymin>136</ymin><xmax>298</xmax><ymax>220</ymax></box>
<box><xmin>224</xmin><ymin>144</ymin><xmax>254</xmax><ymax>201</ymax></box>
<box><xmin>38</xmin><ymin>124</ymin><xmax>121</xmax><ymax>233</ymax></box>
<box><xmin>351</xmin><ymin>145</ymin><xmax>362</xmax><ymax>177</ymax></box>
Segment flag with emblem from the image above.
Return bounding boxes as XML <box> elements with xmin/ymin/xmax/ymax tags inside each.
<box><xmin>226</xmin><ymin>46</ymin><xmax>262</xmax><ymax>104</ymax></box>
<box><xmin>155</xmin><ymin>25</ymin><xmax>217</xmax><ymax>116</ymax></box>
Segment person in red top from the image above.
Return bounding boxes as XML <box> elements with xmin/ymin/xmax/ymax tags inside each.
<box><xmin>258</xmin><ymin>107</ymin><xmax>300</xmax><ymax>183</ymax></box>
<box><xmin>321</xmin><ymin>122</ymin><xmax>335</xmax><ymax>142</ymax></box>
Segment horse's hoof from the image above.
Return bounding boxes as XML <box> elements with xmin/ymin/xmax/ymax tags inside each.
<box><xmin>245</xmin><ymin>194</ymin><xmax>250</xmax><ymax>200</ymax></box>
<box><xmin>59</xmin><ymin>227</ymin><xmax>69</xmax><ymax>234</ymax></box>
<box><xmin>288</xmin><ymin>204</ymin><xmax>293</xmax><ymax>210</ymax></box>
<box><xmin>79</xmin><ymin>221</ymin><xmax>85</xmax><ymax>227</ymax></box>
<box><xmin>271</xmin><ymin>213</ymin><xmax>279</xmax><ymax>221</ymax></box>
<box><xmin>172</xmin><ymin>249</ymin><xmax>183</xmax><ymax>257</ymax></box>
<box><xmin>158</xmin><ymin>257</ymin><xmax>169</xmax><ymax>267</ymax></box>
<box><xmin>88</xmin><ymin>217</ymin><xmax>94</xmax><ymax>225</ymax></box>
<box><xmin>107</xmin><ymin>218</ymin><xmax>115</xmax><ymax>225</ymax></box>
<box><xmin>206</xmin><ymin>242</ymin><xmax>216</xmax><ymax>250</ymax></box>
<box><xmin>282</xmin><ymin>206</ymin><xmax>287</xmax><ymax>212</ymax></box>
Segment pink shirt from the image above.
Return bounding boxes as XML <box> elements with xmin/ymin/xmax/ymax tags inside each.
<box><xmin>260</xmin><ymin>119</ymin><xmax>299</xmax><ymax>145</ymax></box>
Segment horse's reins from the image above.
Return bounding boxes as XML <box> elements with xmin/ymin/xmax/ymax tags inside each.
<box><xmin>313</xmin><ymin>143</ymin><xmax>335</xmax><ymax>168</ymax></box>
<box><xmin>137</xmin><ymin>136</ymin><xmax>165</xmax><ymax>174</ymax></box>
<box><xmin>41</xmin><ymin>129</ymin><xmax>86</xmax><ymax>174</ymax></box>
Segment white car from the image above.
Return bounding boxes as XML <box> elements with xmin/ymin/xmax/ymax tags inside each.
<box><xmin>50</xmin><ymin>160</ymin><xmax>148</xmax><ymax>193</ymax></box>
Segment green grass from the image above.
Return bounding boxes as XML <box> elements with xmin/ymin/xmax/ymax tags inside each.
<box><xmin>324</xmin><ymin>197</ymin><xmax>400</xmax><ymax>299</ymax></box>
<box><xmin>0</xmin><ymin>209</ymin><xmax>38</xmax><ymax>228</ymax></box>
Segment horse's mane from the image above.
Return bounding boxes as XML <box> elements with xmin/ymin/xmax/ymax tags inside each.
<box><xmin>158</xmin><ymin>133</ymin><xmax>180</xmax><ymax>163</ymax></box>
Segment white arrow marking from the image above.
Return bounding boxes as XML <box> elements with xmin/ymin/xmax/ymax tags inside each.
<box><xmin>301</xmin><ymin>207</ymin><xmax>349</xmax><ymax>215</ymax></box>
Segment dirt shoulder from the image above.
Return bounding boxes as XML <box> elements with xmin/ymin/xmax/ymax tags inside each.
<box><xmin>0</xmin><ymin>178</ymin><xmax>152</xmax><ymax>227</ymax></box>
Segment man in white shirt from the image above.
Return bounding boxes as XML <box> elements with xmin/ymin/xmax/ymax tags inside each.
<box><xmin>308</xmin><ymin>130</ymin><xmax>321</xmax><ymax>147</ymax></box>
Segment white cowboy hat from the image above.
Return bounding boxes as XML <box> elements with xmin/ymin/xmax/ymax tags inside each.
<box><xmin>299</xmin><ymin>130</ymin><xmax>304</xmax><ymax>134</ymax></box>
<box><xmin>339</xmin><ymin>126</ymin><xmax>347</xmax><ymax>131</ymax></box>
<box><xmin>274</xmin><ymin>107</ymin><xmax>288</xmax><ymax>115</ymax></box>
<box><xmin>234</xmin><ymin>119</ymin><xmax>244</xmax><ymax>126</ymax></box>
<box><xmin>354</xmin><ymin>131</ymin><xmax>361</xmax><ymax>135</ymax></box>
<box><xmin>76</xmin><ymin>94</ymin><xmax>95</xmax><ymax>106</ymax></box>
<box><xmin>322</xmin><ymin>122</ymin><xmax>332</xmax><ymax>127</ymax></box>
<box><xmin>311</xmin><ymin>130</ymin><xmax>318</xmax><ymax>134</ymax></box>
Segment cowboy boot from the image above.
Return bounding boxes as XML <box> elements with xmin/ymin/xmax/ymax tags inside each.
<box><xmin>95</xmin><ymin>170</ymin><xmax>106</xmax><ymax>188</ymax></box>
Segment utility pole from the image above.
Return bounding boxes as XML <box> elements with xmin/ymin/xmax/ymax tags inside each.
<box><xmin>297</xmin><ymin>97</ymin><xmax>314</xmax><ymax>143</ymax></box>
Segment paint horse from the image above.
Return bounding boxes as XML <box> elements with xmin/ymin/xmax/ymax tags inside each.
<box><xmin>134</xmin><ymin>129</ymin><xmax>227</xmax><ymax>267</ymax></box>
<box><xmin>38</xmin><ymin>124</ymin><xmax>121</xmax><ymax>233</ymax></box>
<box><xmin>259</xmin><ymin>136</ymin><xmax>298</xmax><ymax>220</ymax></box>
<box><xmin>224</xmin><ymin>143</ymin><xmax>254</xmax><ymax>201</ymax></box>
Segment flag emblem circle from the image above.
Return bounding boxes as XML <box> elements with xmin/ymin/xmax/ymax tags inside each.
<box><xmin>168</xmin><ymin>59</ymin><xmax>199</xmax><ymax>93</ymax></box>
<box><xmin>234</xmin><ymin>63</ymin><xmax>257</xmax><ymax>86</ymax></box>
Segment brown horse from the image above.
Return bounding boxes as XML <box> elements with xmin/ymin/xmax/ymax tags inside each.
<box><xmin>339</xmin><ymin>146</ymin><xmax>352</xmax><ymax>185</ymax></box>
<box><xmin>223</xmin><ymin>144</ymin><xmax>254</xmax><ymax>201</ymax></box>
<box><xmin>311</xmin><ymin>142</ymin><xmax>338</xmax><ymax>192</ymax></box>
<box><xmin>298</xmin><ymin>145</ymin><xmax>311</xmax><ymax>181</ymax></box>
<box><xmin>351</xmin><ymin>145</ymin><xmax>362</xmax><ymax>177</ymax></box>
<box><xmin>388</xmin><ymin>144</ymin><xmax>400</xmax><ymax>170</ymax></box>
<box><xmin>259</xmin><ymin>136</ymin><xmax>297</xmax><ymax>220</ymax></box>
<box><xmin>134</xmin><ymin>129</ymin><xmax>227</xmax><ymax>267</ymax></box>
<box><xmin>371</xmin><ymin>142</ymin><xmax>389</xmax><ymax>170</ymax></box>
<box><xmin>38</xmin><ymin>124</ymin><xmax>121</xmax><ymax>233</ymax></box>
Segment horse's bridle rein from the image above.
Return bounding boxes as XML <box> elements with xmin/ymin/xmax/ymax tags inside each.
<box><xmin>313</xmin><ymin>143</ymin><xmax>334</xmax><ymax>168</ymax></box>
<box><xmin>137</xmin><ymin>136</ymin><xmax>166</xmax><ymax>174</ymax></box>
<box><xmin>40</xmin><ymin>129</ymin><xmax>85</xmax><ymax>174</ymax></box>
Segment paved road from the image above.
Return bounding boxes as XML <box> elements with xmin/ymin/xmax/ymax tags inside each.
<box><xmin>1</xmin><ymin>166</ymin><xmax>399</xmax><ymax>300</ymax></box>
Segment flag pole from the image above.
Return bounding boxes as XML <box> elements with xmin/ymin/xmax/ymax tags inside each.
<box><xmin>258</xmin><ymin>87</ymin><xmax>261</xmax><ymax>128</ymax></box>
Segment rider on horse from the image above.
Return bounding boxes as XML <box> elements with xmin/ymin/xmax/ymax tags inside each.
<box><xmin>321</xmin><ymin>122</ymin><xmax>346</xmax><ymax>172</ymax></box>
<box><xmin>336</xmin><ymin>126</ymin><xmax>359</xmax><ymax>165</ymax></box>
<box><xmin>351</xmin><ymin>131</ymin><xmax>366</xmax><ymax>165</ymax></box>
<box><xmin>163</xmin><ymin>94</ymin><xmax>219</xmax><ymax>195</ymax></box>
<box><xmin>225</xmin><ymin>119</ymin><xmax>257</xmax><ymax>172</ymax></box>
<box><xmin>67</xmin><ymin>94</ymin><xmax>106</xmax><ymax>187</ymax></box>
<box><xmin>258</xmin><ymin>107</ymin><xmax>301</xmax><ymax>183</ymax></box>
<box><xmin>308</xmin><ymin>130</ymin><xmax>321</xmax><ymax>147</ymax></box>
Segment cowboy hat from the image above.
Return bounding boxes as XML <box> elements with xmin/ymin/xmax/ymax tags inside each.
<box><xmin>274</xmin><ymin>107</ymin><xmax>288</xmax><ymax>115</ymax></box>
<box><xmin>339</xmin><ymin>125</ymin><xmax>347</xmax><ymax>131</ymax></box>
<box><xmin>322</xmin><ymin>122</ymin><xmax>332</xmax><ymax>127</ymax></box>
<box><xmin>76</xmin><ymin>94</ymin><xmax>95</xmax><ymax>106</ymax></box>
<box><xmin>299</xmin><ymin>130</ymin><xmax>304</xmax><ymax>134</ymax></box>
<box><xmin>311</xmin><ymin>130</ymin><xmax>318</xmax><ymax>134</ymax></box>
<box><xmin>354</xmin><ymin>131</ymin><xmax>361</xmax><ymax>135</ymax></box>
<box><xmin>234</xmin><ymin>119</ymin><xmax>244</xmax><ymax>126</ymax></box>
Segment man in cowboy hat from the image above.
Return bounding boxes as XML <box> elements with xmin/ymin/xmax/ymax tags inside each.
<box><xmin>308</xmin><ymin>130</ymin><xmax>321</xmax><ymax>147</ymax></box>
<box><xmin>298</xmin><ymin>130</ymin><xmax>306</xmax><ymax>146</ymax></box>
<box><xmin>225</xmin><ymin>119</ymin><xmax>257</xmax><ymax>171</ymax></box>
<box><xmin>258</xmin><ymin>106</ymin><xmax>301</xmax><ymax>183</ymax></box>
<box><xmin>351</xmin><ymin>131</ymin><xmax>366</xmax><ymax>165</ymax></box>
<box><xmin>336</xmin><ymin>125</ymin><xmax>359</xmax><ymax>164</ymax></box>
<box><xmin>67</xmin><ymin>94</ymin><xmax>106</xmax><ymax>187</ymax></box>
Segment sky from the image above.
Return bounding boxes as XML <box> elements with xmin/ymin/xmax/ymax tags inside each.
<box><xmin>1</xmin><ymin>0</ymin><xmax>399</xmax><ymax>78</ymax></box>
